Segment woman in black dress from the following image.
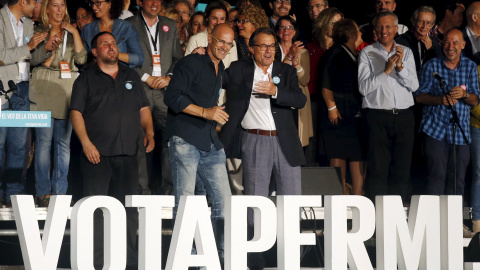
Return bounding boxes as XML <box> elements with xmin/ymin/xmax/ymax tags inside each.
<box><xmin>318</xmin><ymin>19</ymin><xmax>366</xmax><ymax>195</ymax></box>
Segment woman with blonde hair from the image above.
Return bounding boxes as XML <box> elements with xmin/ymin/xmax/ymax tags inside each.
<box><xmin>30</xmin><ymin>0</ymin><xmax>87</xmax><ymax>206</ymax></box>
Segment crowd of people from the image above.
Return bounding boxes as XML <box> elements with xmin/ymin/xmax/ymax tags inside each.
<box><xmin>2</xmin><ymin>0</ymin><xmax>480</xmax><ymax>268</ymax></box>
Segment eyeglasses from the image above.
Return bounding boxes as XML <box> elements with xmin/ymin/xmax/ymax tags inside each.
<box><xmin>274</xmin><ymin>0</ymin><xmax>291</xmax><ymax>6</ymax></box>
<box><xmin>279</xmin><ymin>25</ymin><xmax>294</xmax><ymax>30</ymax></box>
<box><xmin>89</xmin><ymin>0</ymin><xmax>108</xmax><ymax>8</ymax></box>
<box><xmin>236</xmin><ymin>19</ymin><xmax>251</xmax><ymax>25</ymax></box>
<box><xmin>253</xmin><ymin>44</ymin><xmax>276</xmax><ymax>51</ymax></box>
<box><xmin>211</xmin><ymin>35</ymin><xmax>235</xmax><ymax>49</ymax></box>
<box><xmin>416</xmin><ymin>20</ymin><xmax>434</xmax><ymax>27</ymax></box>
<box><xmin>307</xmin><ymin>3</ymin><xmax>327</xmax><ymax>11</ymax></box>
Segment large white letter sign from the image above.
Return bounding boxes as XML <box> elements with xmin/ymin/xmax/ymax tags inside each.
<box><xmin>12</xmin><ymin>195</ymin><xmax>71</xmax><ymax>270</ymax></box>
<box><xmin>376</xmin><ymin>195</ymin><xmax>440</xmax><ymax>270</ymax></box>
<box><xmin>440</xmin><ymin>196</ymin><xmax>463</xmax><ymax>269</ymax></box>
<box><xmin>225</xmin><ymin>196</ymin><xmax>277</xmax><ymax>270</ymax></box>
<box><xmin>324</xmin><ymin>195</ymin><xmax>375</xmax><ymax>270</ymax></box>
<box><xmin>126</xmin><ymin>195</ymin><xmax>174</xmax><ymax>270</ymax></box>
<box><xmin>165</xmin><ymin>196</ymin><xmax>221</xmax><ymax>270</ymax></box>
<box><xmin>71</xmin><ymin>196</ymin><xmax>126</xmax><ymax>270</ymax></box>
<box><xmin>277</xmin><ymin>195</ymin><xmax>322</xmax><ymax>270</ymax></box>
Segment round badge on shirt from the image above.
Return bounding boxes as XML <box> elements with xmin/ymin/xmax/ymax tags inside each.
<box><xmin>24</xmin><ymin>36</ymin><xmax>30</xmax><ymax>43</ymax></box>
<box><xmin>273</xmin><ymin>76</ymin><xmax>280</xmax><ymax>85</ymax></box>
<box><xmin>125</xmin><ymin>82</ymin><xmax>133</xmax><ymax>90</ymax></box>
<box><xmin>163</xmin><ymin>25</ymin><xmax>169</xmax><ymax>32</ymax></box>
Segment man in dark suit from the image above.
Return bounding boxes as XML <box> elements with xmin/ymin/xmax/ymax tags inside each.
<box><xmin>220</xmin><ymin>27</ymin><xmax>305</xmax><ymax>270</ymax></box>
<box><xmin>126</xmin><ymin>0</ymin><xmax>182</xmax><ymax>195</ymax></box>
<box><xmin>221</xmin><ymin>28</ymin><xmax>306</xmax><ymax>193</ymax></box>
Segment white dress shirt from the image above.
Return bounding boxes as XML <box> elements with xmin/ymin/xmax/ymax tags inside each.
<box><xmin>358</xmin><ymin>41</ymin><xmax>419</xmax><ymax>109</ymax></box>
<box><xmin>140</xmin><ymin>12</ymin><xmax>161</xmax><ymax>82</ymax></box>
<box><xmin>241</xmin><ymin>62</ymin><xmax>277</xmax><ymax>130</ymax></box>
<box><xmin>6</xmin><ymin>6</ymin><xmax>29</xmax><ymax>83</ymax></box>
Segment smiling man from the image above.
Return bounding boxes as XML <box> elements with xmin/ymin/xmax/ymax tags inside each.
<box><xmin>415</xmin><ymin>28</ymin><xmax>479</xmax><ymax>197</ymax></box>
<box><xmin>126</xmin><ymin>0</ymin><xmax>182</xmax><ymax>196</ymax></box>
<box><xmin>268</xmin><ymin>0</ymin><xmax>292</xmax><ymax>28</ymax></box>
<box><xmin>307</xmin><ymin>0</ymin><xmax>328</xmax><ymax>22</ymax></box>
<box><xmin>219</xmin><ymin>28</ymin><xmax>306</xmax><ymax>269</ymax></box>
<box><xmin>164</xmin><ymin>23</ymin><xmax>234</xmax><ymax>268</ymax></box>
<box><xmin>395</xmin><ymin>6</ymin><xmax>443</xmax><ymax>73</ymax></box>
<box><xmin>358</xmin><ymin>12</ymin><xmax>419</xmax><ymax>204</ymax></box>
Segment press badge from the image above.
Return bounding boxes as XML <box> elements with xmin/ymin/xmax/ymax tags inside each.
<box><xmin>152</xmin><ymin>52</ymin><xmax>161</xmax><ymax>77</ymax></box>
<box><xmin>59</xmin><ymin>61</ymin><xmax>72</xmax><ymax>79</ymax></box>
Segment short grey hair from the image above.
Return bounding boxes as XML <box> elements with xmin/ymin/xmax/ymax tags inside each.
<box><xmin>373</xmin><ymin>11</ymin><xmax>398</xmax><ymax>27</ymax></box>
<box><xmin>411</xmin><ymin>6</ymin><xmax>436</xmax><ymax>25</ymax></box>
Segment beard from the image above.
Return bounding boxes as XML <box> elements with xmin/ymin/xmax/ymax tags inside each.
<box><xmin>98</xmin><ymin>53</ymin><xmax>119</xmax><ymax>65</ymax></box>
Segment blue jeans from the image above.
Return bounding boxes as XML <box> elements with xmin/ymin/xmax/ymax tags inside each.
<box><xmin>471</xmin><ymin>126</ymin><xmax>480</xmax><ymax>220</ymax></box>
<box><xmin>35</xmin><ymin>118</ymin><xmax>72</xmax><ymax>197</ymax></box>
<box><xmin>168</xmin><ymin>135</ymin><xmax>231</xmax><ymax>263</ymax></box>
<box><xmin>0</xmin><ymin>82</ymin><xmax>29</xmax><ymax>203</ymax></box>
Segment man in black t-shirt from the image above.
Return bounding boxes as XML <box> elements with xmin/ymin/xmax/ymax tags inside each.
<box><xmin>70</xmin><ymin>31</ymin><xmax>154</xmax><ymax>270</ymax></box>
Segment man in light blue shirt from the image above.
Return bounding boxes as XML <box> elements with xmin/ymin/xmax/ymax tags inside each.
<box><xmin>358</xmin><ymin>11</ymin><xmax>419</xmax><ymax>203</ymax></box>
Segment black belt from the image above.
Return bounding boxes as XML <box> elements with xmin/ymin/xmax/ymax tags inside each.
<box><xmin>364</xmin><ymin>108</ymin><xmax>412</xmax><ymax>115</ymax></box>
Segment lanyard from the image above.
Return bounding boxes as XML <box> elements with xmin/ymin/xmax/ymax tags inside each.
<box><xmin>142</xmin><ymin>17</ymin><xmax>160</xmax><ymax>52</ymax></box>
<box><xmin>62</xmin><ymin>30</ymin><xmax>67</xmax><ymax>60</ymax></box>
<box><xmin>341</xmin><ymin>45</ymin><xmax>357</xmax><ymax>63</ymax></box>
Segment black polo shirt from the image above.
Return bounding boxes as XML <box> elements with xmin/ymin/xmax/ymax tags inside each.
<box><xmin>164</xmin><ymin>52</ymin><xmax>224</xmax><ymax>151</ymax></box>
<box><xmin>70</xmin><ymin>63</ymin><xmax>149</xmax><ymax>156</ymax></box>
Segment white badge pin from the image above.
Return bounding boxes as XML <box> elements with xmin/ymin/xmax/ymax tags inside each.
<box><xmin>163</xmin><ymin>25</ymin><xmax>170</xmax><ymax>32</ymax></box>
<box><xmin>125</xmin><ymin>82</ymin><xmax>133</xmax><ymax>90</ymax></box>
<box><xmin>24</xmin><ymin>36</ymin><xmax>30</xmax><ymax>43</ymax></box>
<box><xmin>273</xmin><ymin>76</ymin><xmax>280</xmax><ymax>84</ymax></box>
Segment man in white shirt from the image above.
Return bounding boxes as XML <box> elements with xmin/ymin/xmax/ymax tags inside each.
<box><xmin>358</xmin><ymin>12</ymin><xmax>419</xmax><ymax>203</ymax></box>
<box><xmin>463</xmin><ymin>1</ymin><xmax>480</xmax><ymax>64</ymax></box>
<box><xmin>220</xmin><ymin>26</ymin><xmax>306</xmax><ymax>270</ymax></box>
<box><xmin>127</xmin><ymin>0</ymin><xmax>183</xmax><ymax>195</ymax></box>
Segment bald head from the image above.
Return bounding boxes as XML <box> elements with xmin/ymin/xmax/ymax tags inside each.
<box><xmin>211</xmin><ymin>23</ymin><xmax>234</xmax><ymax>37</ymax></box>
<box><xmin>443</xmin><ymin>28</ymin><xmax>465</xmax><ymax>62</ymax></box>
<box><xmin>466</xmin><ymin>1</ymin><xmax>480</xmax><ymax>24</ymax></box>
<box><xmin>208</xmin><ymin>23</ymin><xmax>235</xmax><ymax>62</ymax></box>
<box><xmin>444</xmin><ymin>28</ymin><xmax>464</xmax><ymax>41</ymax></box>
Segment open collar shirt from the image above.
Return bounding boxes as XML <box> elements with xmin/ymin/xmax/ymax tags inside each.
<box><xmin>416</xmin><ymin>55</ymin><xmax>479</xmax><ymax>145</ymax></box>
<box><xmin>358</xmin><ymin>41</ymin><xmax>419</xmax><ymax>110</ymax></box>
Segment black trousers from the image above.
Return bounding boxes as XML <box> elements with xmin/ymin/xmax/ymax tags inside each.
<box><xmin>363</xmin><ymin>108</ymin><xmax>414</xmax><ymax>203</ymax></box>
<box><xmin>424</xmin><ymin>134</ymin><xmax>470</xmax><ymax>196</ymax></box>
<box><xmin>81</xmin><ymin>154</ymin><xmax>139</xmax><ymax>270</ymax></box>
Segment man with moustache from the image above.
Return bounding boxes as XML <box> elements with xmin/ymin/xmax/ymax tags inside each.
<box><xmin>219</xmin><ymin>27</ymin><xmax>306</xmax><ymax>269</ymax></box>
<box><xmin>127</xmin><ymin>0</ymin><xmax>182</xmax><ymax>195</ymax></box>
<box><xmin>70</xmin><ymin>32</ymin><xmax>154</xmax><ymax>269</ymax></box>
<box><xmin>0</xmin><ymin>0</ymin><xmax>59</xmax><ymax>207</ymax></box>
<box><xmin>164</xmin><ymin>24</ymin><xmax>234</xmax><ymax>265</ymax></box>
<box><xmin>358</xmin><ymin>12</ymin><xmax>419</xmax><ymax>203</ymax></box>
<box><xmin>415</xmin><ymin>29</ymin><xmax>479</xmax><ymax>197</ymax></box>
<box><xmin>395</xmin><ymin>6</ymin><xmax>442</xmax><ymax>73</ymax></box>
